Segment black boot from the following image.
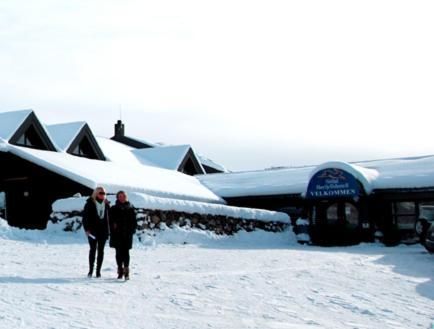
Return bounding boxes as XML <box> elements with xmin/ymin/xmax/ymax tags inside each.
<box><xmin>117</xmin><ymin>267</ymin><xmax>124</xmax><ymax>279</ymax></box>
<box><xmin>96</xmin><ymin>249</ymin><xmax>104</xmax><ymax>278</ymax></box>
<box><xmin>124</xmin><ymin>267</ymin><xmax>130</xmax><ymax>281</ymax></box>
<box><xmin>88</xmin><ymin>263</ymin><xmax>94</xmax><ymax>278</ymax></box>
<box><xmin>96</xmin><ymin>257</ymin><xmax>103</xmax><ymax>278</ymax></box>
<box><xmin>96</xmin><ymin>263</ymin><xmax>102</xmax><ymax>278</ymax></box>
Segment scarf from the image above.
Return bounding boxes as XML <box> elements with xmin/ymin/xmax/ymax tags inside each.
<box><xmin>95</xmin><ymin>200</ymin><xmax>105</xmax><ymax>219</ymax></box>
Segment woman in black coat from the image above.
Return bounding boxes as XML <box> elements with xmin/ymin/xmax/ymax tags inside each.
<box><xmin>82</xmin><ymin>187</ymin><xmax>110</xmax><ymax>278</ymax></box>
<box><xmin>109</xmin><ymin>191</ymin><xmax>137</xmax><ymax>280</ymax></box>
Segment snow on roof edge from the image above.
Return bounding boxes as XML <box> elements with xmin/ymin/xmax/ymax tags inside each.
<box><xmin>45</xmin><ymin>122</ymin><xmax>87</xmax><ymax>151</ymax></box>
<box><xmin>4</xmin><ymin>143</ymin><xmax>97</xmax><ymax>190</ymax></box>
<box><xmin>308</xmin><ymin>161</ymin><xmax>380</xmax><ymax>194</ymax></box>
<box><xmin>132</xmin><ymin>144</ymin><xmax>191</xmax><ymax>170</ymax></box>
<box><xmin>1</xmin><ymin>141</ymin><xmax>225</xmax><ymax>204</ymax></box>
<box><xmin>198</xmin><ymin>155</ymin><xmax>228</xmax><ymax>173</ymax></box>
<box><xmin>0</xmin><ymin>109</ymin><xmax>33</xmax><ymax>141</ymax></box>
<box><xmin>52</xmin><ymin>192</ymin><xmax>291</xmax><ymax>224</ymax></box>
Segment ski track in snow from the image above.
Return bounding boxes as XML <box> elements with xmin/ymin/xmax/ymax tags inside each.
<box><xmin>0</xmin><ymin>228</ymin><xmax>433</xmax><ymax>329</ymax></box>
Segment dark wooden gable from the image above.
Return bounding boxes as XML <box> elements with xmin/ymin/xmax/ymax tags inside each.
<box><xmin>9</xmin><ymin>112</ymin><xmax>57</xmax><ymax>151</ymax></box>
<box><xmin>67</xmin><ymin>124</ymin><xmax>106</xmax><ymax>161</ymax></box>
<box><xmin>202</xmin><ymin>164</ymin><xmax>225</xmax><ymax>174</ymax></box>
<box><xmin>179</xmin><ymin>148</ymin><xmax>205</xmax><ymax>176</ymax></box>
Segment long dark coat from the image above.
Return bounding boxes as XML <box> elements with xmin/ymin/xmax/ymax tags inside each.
<box><xmin>82</xmin><ymin>197</ymin><xmax>110</xmax><ymax>240</ymax></box>
<box><xmin>109</xmin><ymin>201</ymin><xmax>137</xmax><ymax>249</ymax></box>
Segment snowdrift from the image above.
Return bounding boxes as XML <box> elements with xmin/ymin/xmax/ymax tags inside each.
<box><xmin>0</xmin><ymin>217</ymin><xmax>296</xmax><ymax>248</ymax></box>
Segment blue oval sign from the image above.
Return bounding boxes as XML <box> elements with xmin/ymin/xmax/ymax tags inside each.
<box><xmin>307</xmin><ymin>168</ymin><xmax>360</xmax><ymax>199</ymax></box>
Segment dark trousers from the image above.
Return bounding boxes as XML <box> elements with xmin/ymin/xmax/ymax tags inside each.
<box><xmin>115</xmin><ymin>246</ymin><xmax>130</xmax><ymax>268</ymax></box>
<box><xmin>88</xmin><ymin>237</ymin><xmax>107</xmax><ymax>272</ymax></box>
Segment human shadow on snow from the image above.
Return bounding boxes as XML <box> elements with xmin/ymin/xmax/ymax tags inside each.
<box><xmin>0</xmin><ymin>276</ymin><xmax>82</xmax><ymax>284</ymax></box>
<box><xmin>0</xmin><ymin>276</ymin><xmax>123</xmax><ymax>285</ymax></box>
<box><xmin>372</xmin><ymin>247</ymin><xmax>434</xmax><ymax>301</ymax></box>
<box><xmin>198</xmin><ymin>241</ymin><xmax>434</xmax><ymax>301</ymax></box>
<box><xmin>310</xmin><ymin>244</ymin><xmax>434</xmax><ymax>301</ymax></box>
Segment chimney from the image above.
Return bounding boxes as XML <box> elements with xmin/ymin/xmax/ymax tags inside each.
<box><xmin>114</xmin><ymin>120</ymin><xmax>125</xmax><ymax>137</ymax></box>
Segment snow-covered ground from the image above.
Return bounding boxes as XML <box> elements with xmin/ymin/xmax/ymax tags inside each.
<box><xmin>0</xmin><ymin>219</ymin><xmax>433</xmax><ymax>329</ymax></box>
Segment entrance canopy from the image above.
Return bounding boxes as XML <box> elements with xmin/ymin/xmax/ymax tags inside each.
<box><xmin>306</xmin><ymin>162</ymin><xmax>379</xmax><ymax>199</ymax></box>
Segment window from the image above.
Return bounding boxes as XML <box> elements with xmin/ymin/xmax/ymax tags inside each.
<box><xmin>0</xmin><ymin>191</ymin><xmax>5</xmax><ymax>219</ymax></box>
<box><xmin>311</xmin><ymin>206</ymin><xmax>317</xmax><ymax>225</ymax></box>
<box><xmin>392</xmin><ymin>202</ymin><xmax>417</xmax><ymax>230</ymax></box>
<box><xmin>14</xmin><ymin>125</ymin><xmax>46</xmax><ymax>150</ymax></box>
<box><xmin>325</xmin><ymin>202</ymin><xmax>359</xmax><ymax>227</ymax></box>
<box><xmin>345</xmin><ymin>203</ymin><xmax>359</xmax><ymax>228</ymax></box>
<box><xmin>419</xmin><ymin>202</ymin><xmax>434</xmax><ymax>221</ymax></box>
<box><xmin>71</xmin><ymin>138</ymin><xmax>99</xmax><ymax>160</ymax></box>
<box><xmin>182</xmin><ymin>158</ymin><xmax>199</xmax><ymax>176</ymax></box>
<box><xmin>326</xmin><ymin>203</ymin><xmax>339</xmax><ymax>224</ymax></box>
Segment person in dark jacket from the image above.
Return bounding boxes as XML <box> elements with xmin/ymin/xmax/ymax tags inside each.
<box><xmin>82</xmin><ymin>186</ymin><xmax>110</xmax><ymax>278</ymax></box>
<box><xmin>109</xmin><ymin>191</ymin><xmax>137</xmax><ymax>280</ymax></box>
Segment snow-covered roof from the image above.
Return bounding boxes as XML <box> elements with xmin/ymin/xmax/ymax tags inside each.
<box><xmin>198</xmin><ymin>156</ymin><xmax>434</xmax><ymax>198</ymax></box>
<box><xmin>199</xmin><ymin>155</ymin><xmax>228</xmax><ymax>173</ymax></box>
<box><xmin>100</xmin><ymin>136</ymin><xmax>206</xmax><ymax>172</ymax></box>
<box><xmin>0</xmin><ymin>109</ymin><xmax>33</xmax><ymax>141</ymax></box>
<box><xmin>309</xmin><ymin>162</ymin><xmax>379</xmax><ymax>194</ymax></box>
<box><xmin>132</xmin><ymin>145</ymin><xmax>192</xmax><ymax>170</ymax></box>
<box><xmin>46</xmin><ymin>122</ymin><xmax>86</xmax><ymax>151</ymax></box>
<box><xmin>198</xmin><ymin>166</ymin><xmax>313</xmax><ymax>198</ymax></box>
<box><xmin>0</xmin><ymin>140</ymin><xmax>224</xmax><ymax>204</ymax></box>
<box><xmin>96</xmin><ymin>137</ymin><xmax>141</xmax><ymax>164</ymax></box>
<box><xmin>132</xmin><ymin>145</ymin><xmax>206</xmax><ymax>174</ymax></box>
<box><xmin>362</xmin><ymin>155</ymin><xmax>434</xmax><ymax>191</ymax></box>
<box><xmin>118</xmin><ymin>135</ymin><xmax>158</xmax><ymax>148</ymax></box>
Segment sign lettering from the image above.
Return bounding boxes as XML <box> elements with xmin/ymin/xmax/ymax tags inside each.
<box><xmin>306</xmin><ymin>168</ymin><xmax>360</xmax><ymax>199</ymax></box>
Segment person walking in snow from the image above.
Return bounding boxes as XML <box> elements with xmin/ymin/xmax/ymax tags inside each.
<box><xmin>82</xmin><ymin>186</ymin><xmax>110</xmax><ymax>278</ymax></box>
<box><xmin>109</xmin><ymin>191</ymin><xmax>137</xmax><ymax>280</ymax></box>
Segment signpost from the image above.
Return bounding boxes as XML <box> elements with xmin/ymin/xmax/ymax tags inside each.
<box><xmin>307</xmin><ymin>168</ymin><xmax>360</xmax><ymax>199</ymax></box>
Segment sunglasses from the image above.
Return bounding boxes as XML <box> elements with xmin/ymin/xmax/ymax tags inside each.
<box><xmin>98</xmin><ymin>192</ymin><xmax>106</xmax><ymax>196</ymax></box>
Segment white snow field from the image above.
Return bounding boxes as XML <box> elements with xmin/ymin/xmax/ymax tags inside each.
<box><xmin>0</xmin><ymin>219</ymin><xmax>433</xmax><ymax>329</ymax></box>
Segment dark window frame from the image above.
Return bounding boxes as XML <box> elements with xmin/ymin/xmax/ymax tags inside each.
<box><xmin>391</xmin><ymin>201</ymin><xmax>418</xmax><ymax>230</ymax></box>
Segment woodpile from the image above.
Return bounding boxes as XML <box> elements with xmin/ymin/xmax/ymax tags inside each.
<box><xmin>51</xmin><ymin>208</ymin><xmax>289</xmax><ymax>235</ymax></box>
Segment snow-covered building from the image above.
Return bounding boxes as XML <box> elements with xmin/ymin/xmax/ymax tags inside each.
<box><xmin>199</xmin><ymin>157</ymin><xmax>434</xmax><ymax>245</ymax></box>
<box><xmin>0</xmin><ymin>110</ymin><xmax>224</xmax><ymax>229</ymax></box>
<box><xmin>3</xmin><ymin>108</ymin><xmax>432</xmax><ymax>246</ymax></box>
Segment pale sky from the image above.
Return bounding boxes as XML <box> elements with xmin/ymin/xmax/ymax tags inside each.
<box><xmin>1</xmin><ymin>1</ymin><xmax>434</xmax><ymax>171</ymax></box>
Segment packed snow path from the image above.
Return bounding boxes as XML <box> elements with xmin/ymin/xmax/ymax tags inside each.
<box><xmin>0</xmin><ymin>226</ymin><xmax>433</xmax><ymax>329</ymax></box>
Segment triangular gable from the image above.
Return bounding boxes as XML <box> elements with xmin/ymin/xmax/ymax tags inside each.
<box><xmin>132</xmin><ymin>145</ymin><xmax>190</xmax><ymax>170</ymax></box>
<box><xmin>48</xmin><ymin>122</ymin><xmax>105</xmax><ymax>160</ymax></box>
<box><xmin>46</xmin><ymin>122</ymin><xmax>86</xmax><ymax>151</ymax></box>
<box><xmin>0</xmin><ymin>109</ymin><xmax>34</xmax><ymax>141</ymax></box>
<box><xmin>132</xmin><ymin>145</ymin><xmax>205</xmax><ymax>175</ymax></box>
<box><xmin>7</xmin><ymin>111</ymin><xmax>57</xmax><ymax>151</ymax></box>
<box><xmin>179</xmin><ymin>148</ymin><xmax>206</xmax><ymax>176</ymax></box>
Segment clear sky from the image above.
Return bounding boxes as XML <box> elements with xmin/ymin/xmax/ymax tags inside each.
<box><xmin>1</xmin><ymin>0</ymin><xmax>433</xmax><ymax>171</ymax></box>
